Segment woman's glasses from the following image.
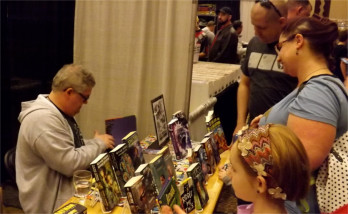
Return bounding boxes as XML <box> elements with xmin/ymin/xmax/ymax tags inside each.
<box><xmin>255</xmin><ymin>0</ymin><xmax>282</xmax><ymax>17</ymax></box>
<box><xmin>275</xmin><ymin>34</ymin><xmax>296</xmax><ymax>53</ymax></box>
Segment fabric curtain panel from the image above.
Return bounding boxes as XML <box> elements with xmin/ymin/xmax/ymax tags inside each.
<box><xmin>240</xmin><ymin>0</ymin><xmax>255</xmax><ymax>44</ymax></box>
<box><xmin>74</xmin><ymin>0</ymin><xmax>196</xmax><ymax>139</ymax></box>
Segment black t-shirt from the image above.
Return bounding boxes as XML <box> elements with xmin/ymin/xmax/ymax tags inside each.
<box><xmin>47</xmin><ymin>97</ymin><xmax>85</xmax><ymax>148</ymax></box>
<box><xmin>241</xmin><ymin>36</ymin><xmax>298</xmax><ymax>123</ymax></box>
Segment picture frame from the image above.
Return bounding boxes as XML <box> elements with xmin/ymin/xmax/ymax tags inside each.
<box><xmin>151</xmin><ymin>94</ymin><xmax>169</xmax><ymax>148</ymax></box>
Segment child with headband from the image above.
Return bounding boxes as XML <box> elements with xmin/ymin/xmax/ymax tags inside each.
<box><xmin>231</xmin><ymin>124</ymin><xmax>310</xmax><ymax>213</ymax></box>
<box><xmin>161</xmin><ymin>124</ymin><xmax>310</xmax><ymax>214</ymax></box>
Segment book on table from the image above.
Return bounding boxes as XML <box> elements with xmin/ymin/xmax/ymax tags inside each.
<box><xmin>204</xmin><ymin>131</ymin><xmax>221</xmax><ymax>164</ymax></box>
<box><xmin>105</xmin><ymin>115</ymin><xmax>136</xmax><ymax>146</ymax></box>
<box><xmin>157</xmin><ymin>145</ymin><xmax>177</xmax><ymax>180</ymax></box>
<box><xmin>173</xmin><ymin>110</ymin><xmax>192</xmax><ymax>149</ymax></box>
<box><xmin>124</xmin><ymin>175</ymin><xmax>146</xmax><ymax>214</ymax></box>
<box><xmin>177</xmin><ymin>177</ymin><xmax>195</xmax><ymax>213</ymax></box>
<box><xmin>205</xmin><ymin>110</ymin><xmax>229</xmax><ymax>153</ymax></box>
<box><xmin>109</xmin><ymin>143</ymin><xmax>136</xmax><ymax>196</ymax></box>
<box><xmin>90</xmin><ymin>153</ymin><xmax>121</xmax><ymax>212</ymax></box>
<box><xmin>186</xmin><ymin>162</ymin><xmax>209</xmax><ymax>210</ymax></box>
<box><xmin>148</xmin><ymin>154</ymin><xmax>169</xmax><ymax>194</ymax></box>
<box><xmin>121</xmin><ymin>131</ymin><xmax>145</xmax><ymax>170</ymax></box>
<box><xmin>54</xmin><ymin>203</ymin><xmax>87</xmax><ymax>214</ymax></box>
<box><xmin>193</xmin><ymin>144</ymin><xmax>209</xmax><ymax>182</ymax></box>
<box><xmin>168</xmin><ymin>117</ymin><xmax>193</xmax><ymax>160</ymax></box>
<box><xmin>157</xmin><ymin>176</ymin><xmax>183</xmax><ymax>210</ymax></box>
<box><xmin>134</xmin><ymin>163</ymin><xmax>158</xmax><ymax>213</ymax></box>
<box><xmin>201</xmin><ymin>137</ymin><xmax>217</xmax><ymax>175</ymax></box>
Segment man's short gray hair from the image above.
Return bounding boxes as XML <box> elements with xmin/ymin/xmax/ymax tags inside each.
<box><xmin>52</xmin><ymin>64</ymin><xmax>96</xmax><ymax>93</ymax></box>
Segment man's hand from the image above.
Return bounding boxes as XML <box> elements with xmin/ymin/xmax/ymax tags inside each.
<box><xmin>94</xmin><ymin>131</ymin><xmax>115</xmax><ymax>149</ymax></box>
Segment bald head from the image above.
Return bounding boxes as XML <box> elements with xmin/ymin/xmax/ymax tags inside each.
<box><xmin>251</xmin><ymin>0</ymin><xmax>287</xmax><ymax>44</ymax></box>
<box><xmin>287</xmin><ymin>0</ymin><xmax>312</xmax><ymax>19</ymax></box>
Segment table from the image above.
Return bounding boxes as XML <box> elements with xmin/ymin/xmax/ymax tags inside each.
<box><xmin>62</xmin><ymin>150</ymin><xmax>230</xmax><ymax>213</ymax></box>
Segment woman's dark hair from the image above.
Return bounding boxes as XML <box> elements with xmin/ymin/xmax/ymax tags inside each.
<box><xmin>281</xmin><ymin>16</ymin><xmax>338</xmax><ymax>70</ymax></box>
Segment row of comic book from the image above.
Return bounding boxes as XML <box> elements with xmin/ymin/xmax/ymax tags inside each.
<box><xmin>89</xmin><ymin>110</ymin><xmax>229</xmax><ymax>213</ymax></box>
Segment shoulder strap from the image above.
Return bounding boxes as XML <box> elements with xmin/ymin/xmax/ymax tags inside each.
<box><xmin>296</xmin><ymin>74</ymin><xmax>348</xmax><ymax>99</ymax></box>
<box><xmin>322</xmin><ymin>75</ymin><xmax>348</xmax><ymax>100</ymax></box>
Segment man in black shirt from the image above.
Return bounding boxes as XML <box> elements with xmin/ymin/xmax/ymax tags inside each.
<box><xmin>208</xmin><ymin>7</ymin><xmax>239</xmax><ymax>64</ymax></box>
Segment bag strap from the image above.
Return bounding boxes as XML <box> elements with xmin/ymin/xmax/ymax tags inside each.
<box><xmin>297</xmin><ymin>75</ymin><xmax>348</xmax><ymax>162</ymax></box>
<box><xmin>296</xmin><ymin>74</ymin><xmax>348</xmax><ymax>99</ymax></box>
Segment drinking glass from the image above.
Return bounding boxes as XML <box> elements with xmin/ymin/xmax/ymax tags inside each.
<box><xmin>73</xmin><ymin>170</ymin><xmax>92</xmax><ymax>204</ymax></box>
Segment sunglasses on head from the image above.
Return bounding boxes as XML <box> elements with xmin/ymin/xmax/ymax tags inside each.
<box><xmin>255</xmin><ymin>0</ymin><xmax>282</xmax><ymax>17</ymax></box>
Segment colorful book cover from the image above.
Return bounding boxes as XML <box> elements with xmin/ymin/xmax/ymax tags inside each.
<box><xmin>135</xmin><ymin>163</ymin><xmax>158</xmax><ymax>213</ymax></box>
<box><xmin>105</xmin><ymin>115</ymin><xmax>136</xmax><ymax>146</ymax></box>
<box><xmin>90</xmin><ymin>153</ymin><xmax>121</xmax><ymax>212</ymax></box>
<box><xmin>157</xmin><ymin>177</ymin><xmax>182</xmax><ymax>209</ymax></box>
<box><xmin>148</xmin><ymin>154</ymin><xmax>168</xmax><ymax>194</ymax></box>
<box><xmin>124</xmin><ymin>175</ymin><xmax>146</xmax><ymax>214</ymax></box>
<box><xmin>193</xmin><ymin>144</ymin><xmax>209</xmax><ymax>182</ymax></box>
<box><xmin>157</xmin><ymin>146</ymin><xmax>177</xmax><ymax>180</ymax></box>
<box><xmin>178</xmin><ymin>177</ymin><xmax>195</xmax><ymax>213</ymax></box>
<box><xmin>109</xmin><ymin>143</ymin><xmax>136</xmax><ymax>196</ymax></box>
<box><xmin>168</xmin><ymin>118</ymin><xmax>189</xmax><ymax>160</ymax></box>
<box><xmin>54</xmin><ymin>203</ymin><xmax>87</xmax><ymax>214</ymax></box>
<box><xmin>186</xmin><ymin>162</ymin><xmax>209</xmax><ymax>209</ymax></box>
<box><xmin>204</xmin><ymin>131</ymin><xmax>221</xmax><ymax>164</ymax></box>
<box><xmin>122</xmin><ymin>131</ymin><xmax>145</xmax><ymax>169</ymax></box>
<box><xmin>201</xmin><ymin>137</ymin><xmax>216</xmax><ymax>175</ymax></box>
<box><xmin>205</xmin><ymin>111</ymin><xmax>229</xmax><ymax>153</ymax></box>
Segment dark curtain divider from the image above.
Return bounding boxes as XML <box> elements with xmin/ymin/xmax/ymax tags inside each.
<box><xmin>1</xmin><ymin>1</ymin><xmax>75</xmax><ymax>183</ymax></box>
<box><xmin>213</xmin><ymin>82</ymin><xmax>239</xmax><ymax>145</ymax></box>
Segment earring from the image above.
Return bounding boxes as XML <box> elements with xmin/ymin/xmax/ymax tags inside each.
<box><xmin>296</xmin><ymin>49</ymin><xmax>299</xmax><ymax>55</ymax></box>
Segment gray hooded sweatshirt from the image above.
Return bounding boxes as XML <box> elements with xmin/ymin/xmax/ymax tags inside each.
<box><xmin>16</xmin><ymin>94</ymin><xmax>106</xmax><ymax>213</ymax></box>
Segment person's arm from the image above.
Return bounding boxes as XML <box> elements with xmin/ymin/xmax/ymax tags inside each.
<box><xmin>233</xmin><ymin>74</ymin><xmax>250</xmax><ymax>135</ymax></box>
<box><xmin>287</xmin><ymin>114</ymin><xmax>336</xmax><ymax>171</ymax></box>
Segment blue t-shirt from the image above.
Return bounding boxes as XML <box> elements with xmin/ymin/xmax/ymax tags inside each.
<box><xmin>260</xmin><ymin>75</ymin><xmax>348</xmax><ymax>138</ymax></box>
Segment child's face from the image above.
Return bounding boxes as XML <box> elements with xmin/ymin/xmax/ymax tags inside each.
<box><xmin>230</xmin><ymin>144</ymin><xmax>258</xmax><ymax>202</ymax></box>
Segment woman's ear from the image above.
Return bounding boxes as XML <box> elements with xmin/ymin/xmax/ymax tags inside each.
<box><xmin>256</xmin><ymin>175</ymin><xmax>268</xmax><ymax>194</ymax></box>
<box><xmin>295</xmin><ymin>33</ymin><xmax>304</xmax><ymax>49</ymax></box>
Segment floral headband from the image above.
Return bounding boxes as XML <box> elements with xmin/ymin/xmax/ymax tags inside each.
<box><xmin>236</xmin><ymin>124</ymin><xmax>287</xmax><ymax>200</ymax></box>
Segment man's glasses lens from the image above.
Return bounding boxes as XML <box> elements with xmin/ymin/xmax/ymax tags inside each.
<box><xmin>255</xmin><ymin>0</ymin><xmax>282</xmax><ymax>17</ymax></box>
<box><xmin>78</xmin><ymin>92</ymin><xmax>89</xmax><ymax>102</ymax></box>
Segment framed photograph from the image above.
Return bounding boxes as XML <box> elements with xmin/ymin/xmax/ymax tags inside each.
<box><xmin>151</xmin><ymin>94</ymin><xmax>169</xmax><ymax>147</ymax></box>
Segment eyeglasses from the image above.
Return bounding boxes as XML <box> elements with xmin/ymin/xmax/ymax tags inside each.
<box><xmin>77</xmin><ymin>92</ymin><xmax>89</xmax><ymax>102</ymax></box>
<box><xmin>255</xmin><ymin>0</ymin><xmax>282</xmax><ymax>17</ymax></box>
<box><xmin>64</xmin><ymin>88</ymin><xmax>90</xmax><ymax>102</ymax></box>
<box><xmin>275</xmin><ymin>34</ymin><xmax>296</xmax><ymax>53</ymax></box>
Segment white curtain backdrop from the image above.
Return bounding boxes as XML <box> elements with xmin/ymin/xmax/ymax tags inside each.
<box><xmin>240</xmin><ymin>0</ymin><xmax>255</xmax><ymax>44</ymax></box>
<box><xmin>74</xmin><ymin>0</ymin><xmax>197</xmax><ymax>140</ymax></box>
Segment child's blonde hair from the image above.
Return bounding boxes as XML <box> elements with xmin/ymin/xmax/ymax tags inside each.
<box><xmin>236</xmin><ymin>124</ymin><xmax>310</xmax><ymax>201</ymax></box>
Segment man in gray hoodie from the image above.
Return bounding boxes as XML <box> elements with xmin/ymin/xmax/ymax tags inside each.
<box><xmin>15</xmin><ymin>64</ymin><xmax>115</xmax><ymax>213</ymax></box>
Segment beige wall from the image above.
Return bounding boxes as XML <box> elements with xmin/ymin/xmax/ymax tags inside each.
<box><xmin>329</xmin><ymin>0</ymin><xmax>348</xmax><ymax>28</ymax></box>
